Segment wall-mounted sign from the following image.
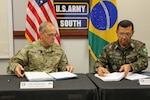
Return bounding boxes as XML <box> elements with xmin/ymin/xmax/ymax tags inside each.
<box><xmin>58</xmin><ymin>17</ymin><xmax>88</xmax><ymax>29</ymax></box>
<box><xmin>54</xmin><ymin>1</ymin><xmax>89</xmax><ymax>30</ymax></box>
<box><xmin>55</xmin><ymin>2</ymin><xmax>88</xmax><ymax>15</ymax></box>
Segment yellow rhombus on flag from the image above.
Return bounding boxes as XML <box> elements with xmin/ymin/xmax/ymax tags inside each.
<box><xmin>88</xmin><ymin>0</ymin><xmax>118</xmax><ymax>61</ymax></box>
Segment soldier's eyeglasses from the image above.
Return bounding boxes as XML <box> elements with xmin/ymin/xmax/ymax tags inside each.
<box><xmin>45</xmin><ymin>33</ymin><xmax>56</xmax><ymax>37</ymax></box>
<box><xmin>118</xmin><ymin>32</ymin><xmax>132</xmax><ymax>37</ymax></box>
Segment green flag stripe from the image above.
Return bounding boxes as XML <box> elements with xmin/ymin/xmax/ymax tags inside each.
<box><xmin>88</xmin><ymin>31</ymin><xmax>109</xmax><ymax>58</ymax></box>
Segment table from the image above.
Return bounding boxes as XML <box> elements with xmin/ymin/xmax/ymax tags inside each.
<box><xmin>0</xmin><ymin>74</ymin><xmax>98</xmax><ymax>100</ymax></box>
<box><xmin>87</xmin><ymin>73</ymin><xmax>150</xmax><ymax>100</ymax></box>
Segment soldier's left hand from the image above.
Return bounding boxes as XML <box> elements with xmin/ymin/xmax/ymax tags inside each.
<box><xmin>66</xmin><ymin>66</ymin><xmax>74</xmax><ymax>72</ymax></box>
<box><xmin>119</xmin><ymin>64</ymin><xmax>132</xmax><ymax>77</ymax></box>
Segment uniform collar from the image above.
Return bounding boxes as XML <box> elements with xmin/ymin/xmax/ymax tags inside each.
<box><xmin>115</xmin><ymin>40</ymin><xmax>134</xmax><ymax>50</ymax></box>
<box><xmin>38</xmin><ymin>39</ymin><xmax>54</xmax><ymax>52</ymax></box>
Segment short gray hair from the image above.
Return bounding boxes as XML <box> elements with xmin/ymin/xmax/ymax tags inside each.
<box><xmin>39</xmin><ymin>22</ymin><xmax>48</xmax><ymax>33</ymax></box>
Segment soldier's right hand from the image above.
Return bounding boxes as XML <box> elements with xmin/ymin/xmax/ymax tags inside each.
<box><xmin>15</xmin><ymin>64</ymin><xmax>24</xmax><ymax>78</ymax></box>
<box><xmin>97</xmin><ymin>66</ymin><xmax>110</xmax><ymax>76</ymax></box>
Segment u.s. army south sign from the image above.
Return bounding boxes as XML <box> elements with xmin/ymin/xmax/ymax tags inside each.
<box><xmin>54</xmin><ymin>0</ymin><xmax>89</xmax><ymax>29</ymax></box>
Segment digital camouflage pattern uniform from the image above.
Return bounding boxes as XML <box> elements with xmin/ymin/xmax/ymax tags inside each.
<box><xmin>95</xmin><ymin>39</ymin><xmax>148</xmax><ymax>73</ymax></box>
<box><xmin>7</xmin><ymin>40</ymin><xmax>69</xmax><ymax>74</ymax></box>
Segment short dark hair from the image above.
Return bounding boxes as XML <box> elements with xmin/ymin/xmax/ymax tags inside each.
<box><xmin>117</xmin><ymin>20</ymin><xmax>134</xmax><ymax>31</ymax></box>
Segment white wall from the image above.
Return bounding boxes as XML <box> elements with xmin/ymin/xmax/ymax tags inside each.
<box><xmin>0</xmin><ymin>0</ymin><xmax>150</xmax><ymax>74</ymax></box>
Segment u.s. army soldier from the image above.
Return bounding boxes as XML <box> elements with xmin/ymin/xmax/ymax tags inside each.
<box><xmin>7</xmin><ymin>22</ymin><xmax>74</xmax><ymax>78</ymax></box>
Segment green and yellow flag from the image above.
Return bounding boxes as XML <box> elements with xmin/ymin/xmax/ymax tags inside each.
<box><xmin>88</xmin><ymin>0</ymin><xmax>118</xmax><ymax>72</ymax></box>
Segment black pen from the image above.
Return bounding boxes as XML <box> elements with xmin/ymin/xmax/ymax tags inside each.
<box><xmin>21</xmin><ymin>70</ymin><xmax>24</xmax><ymax>74</ymax></box>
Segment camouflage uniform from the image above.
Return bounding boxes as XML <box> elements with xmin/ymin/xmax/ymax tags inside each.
<box><xmin>95</xmin><ymin>39</ymin><xmax>148</xmax><ymax>73</ymax></box>
<box><xmin>7</xmin><ymin>40</ymin><xmax>69</xmax><ymax>74</ymax></box>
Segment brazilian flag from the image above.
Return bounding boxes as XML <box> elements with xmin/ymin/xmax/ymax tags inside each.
<box><xmin>88</xmin><ymin>0</ymin><xmax>118</xmax><ymax>72</ymax></box>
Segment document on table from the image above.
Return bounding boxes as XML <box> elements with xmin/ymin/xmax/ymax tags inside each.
<box><xmin>24</xmin><ymin>72</ymin><xmax>54</xmax><ymax>81</ymax></box>
<box><xmin>125</xmin><ymin>72</ymin><xmax>150</xmax><ymax>80</ymax></box>
<box><xmin>48</xmin><ymin>71</ymin><xmax>77</xmax><ymax>80</ymax></box>
<box><xmin>95</xmin><ymin>72</ymin><xmax>150</xmax><ymax>81</ymax></box>
<box><xmin>95</xmin><ymin>72</ymin><xmax>125</xmax><ymax>81</ymax></box>
<box><xmin>25</xmin><ymin>71</ymin><xmax>77</xmax><ymax>81</ymax></box>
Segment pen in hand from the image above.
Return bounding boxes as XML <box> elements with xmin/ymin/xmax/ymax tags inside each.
<box><xmin>21</xmin><ymin>70</ymin><xmax>24</xmax><ymax>74</ymax></box>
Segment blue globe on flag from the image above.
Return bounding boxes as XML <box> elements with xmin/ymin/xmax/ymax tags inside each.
<box><xmin>90</xmin><ymin>1</ymin><xmax>118</xmax><ymax>30</ymax></box>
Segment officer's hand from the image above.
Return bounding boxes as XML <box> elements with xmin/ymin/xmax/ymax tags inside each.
<box><xmin>66</xmin><ymin>66</ymin><xmax>74</xmax><ymax>72</ymax></box>
<box><xmin>119</xmin><ymin>64</ymin><xmax>132</xmax><ymax>77</ymax></box>
<box><xmin>97</xmin><ymin>66</ymin><xmax>110</xmax><ymax>76</ymax></box>
<box><xmin>15</xmin><ymin>64</ymin><xmax>24</xmax><ymax>78</ymax></box>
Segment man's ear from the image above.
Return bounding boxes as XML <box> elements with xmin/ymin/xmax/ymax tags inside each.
<box><xmin>132</xmin><ymin>31</ymin><xmax>135</xmax><ymax>34</ymax></box>
<box><xmin>131</xmin><ymin>31</ymin><xmax>135</xmax><ymax>37</ymax></box>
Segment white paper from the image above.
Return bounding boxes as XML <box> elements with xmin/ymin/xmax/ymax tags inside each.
<box><xmin>25</xmin><ymin>71</ymin><xmax>77</xmax><ymax>81</ymax></box>
<box><xmin>20</xmin><ymin>81</ymin><xmax>53</xmax><ymax>89</ymax></box>
<box><xmin>125</xmin><ymin>72</ymin><xmax>150</xmax><ymax>80</ymax></box>
<box><xmin>24</xmin><ymin>72</ymin><xmax>54</xmax><ymax>81</ymax></box>
<box><xmin>95</xmin><ymin>72</ymin><xmax>125</xmax><ymax>81</ymax></box>
<box><xmin>49</xmin><ymin>71</ymin><xmax>77</xmax><ymax>80</ymax></box>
